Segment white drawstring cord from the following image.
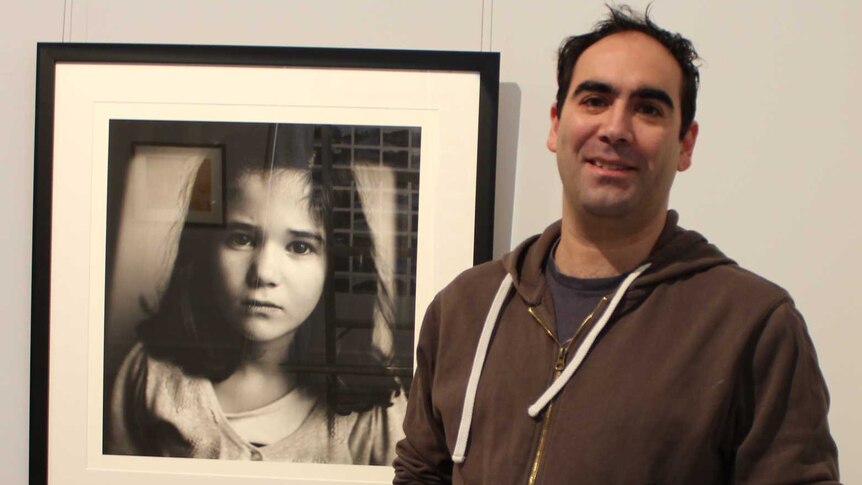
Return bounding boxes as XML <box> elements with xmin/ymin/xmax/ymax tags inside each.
<box><xmin>450</xmin><ymin>262</ymin><xmax>651</xmax><ymax>463</ymax></box>
<box><xmin>451</xmin><ymin>273</ymin><xmax>513</xmax><ymax>463</ymax></box>
<box><xmin>527</xmin><ymin>262</ymin><xmax>651</xmax><ymax>417</ymax></box>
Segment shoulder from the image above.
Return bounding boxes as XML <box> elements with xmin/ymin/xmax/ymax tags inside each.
<box><xmin>116</xmin><ymin>342</ymin><xmax>209</xmax><ymax>403</ymax></box>
<box><xmin>418</xmin><ymin>258</ymin><xmax>509</xmax><ymax>347</ymax></box>
<box><xmin>698</xmin><ymin>263</ymin><xmax>795</xmax><ymax>311</ymax></box>
<box><xmin>648</xmin><ymin>261</ymin><xmax>811</xmax><ymax>354</ymax></box>
<box><xmin>431</xmin><ymin>220</ymin><xmax>558</xmax><ymax>309</ymax></box>
<box><xmin>345</xmin><ymin>391</ymin><xmax>408</xmax><ymax>465</ymax></box>
<box><xmin>119</xmin><ymin>343</ymin><xmax>189</xmax><ymax>379</ymax></box>
<box><xmin>651</xmin><ymin>218</ymin><xmax>793</xmax><ymax>311</ymax></box>
<box><xmin>349</xmin><ymin>391</ymin><xmax>408</xmax><ymax>435</ymax></box>
<box><xmin>437</xmin><ymin>258</ymin><xmax>509</xmax><ymax>302</ymax></box>
<box><xmin>419</xmin><ymin>257</ymin><xmax>509</xmax><ymax>334</ymax></box>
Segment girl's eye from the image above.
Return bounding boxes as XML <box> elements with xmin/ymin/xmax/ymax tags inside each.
<box><xmin>287</xmin><ymin>240</ymin><xmax>316</xmax><ymax>255</ymax></box>
<box><xmin>227</xmin><ymin>232</ymin><xmax>255</xmax><ymax>248</ymax></box>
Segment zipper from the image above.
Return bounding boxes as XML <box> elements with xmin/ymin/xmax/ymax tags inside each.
<box><xmin>526</xmin><ymin>296</ymin><xmax>609</xmax><ymax>485</ymax></box>
<box><xmin>527</xmin><ymin>345</ymin><xmax>566</xmax><ymax>485</ymax></box>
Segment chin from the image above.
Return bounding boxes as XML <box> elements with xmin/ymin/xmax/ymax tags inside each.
<box><xmin>239</xmin><ymin>319</ymin><xmax>300</xmax><ymax>344</ymax></box>
<box><xmin>580</xmin><ymin>200</ymin><xmax>637</xmax><ymax>219</ymax></box>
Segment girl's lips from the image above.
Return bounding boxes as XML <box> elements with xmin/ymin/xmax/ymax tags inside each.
<box><xmin>242</xmin><ymin>299</ymin><xmax>283</xmax><ymax>310</ymax></box>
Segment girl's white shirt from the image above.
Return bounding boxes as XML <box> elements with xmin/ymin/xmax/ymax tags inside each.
<box><xmin>106</xmin><ymin>343</ymin><xmax>406</xmax><ymax>464</ymax></box>
<box><xmin>222</xmin><ymin>386</ymin><xmax>316</xmax><ymax>446</ymax></box>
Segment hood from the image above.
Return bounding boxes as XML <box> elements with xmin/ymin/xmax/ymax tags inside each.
<box><xmin>501</xmin><ymin>210</ymin><xmax>735</xmax><ymax>307</ymax></box>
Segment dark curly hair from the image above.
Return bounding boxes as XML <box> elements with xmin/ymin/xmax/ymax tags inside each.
<box><xmin>555</xmin><ymin>4</ymin><xmax>701</xmax><ymax>139</ymax></box>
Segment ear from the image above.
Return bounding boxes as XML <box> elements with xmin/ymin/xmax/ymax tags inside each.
<box><xmin>677</xmin><ymin>120</ymin><xmax>698</xmax><ymax>172</ymax></box>
<box><xmin>547</xmin><ymin>103</ymin><xmax>561</xmax><ymax>153</ymax></box>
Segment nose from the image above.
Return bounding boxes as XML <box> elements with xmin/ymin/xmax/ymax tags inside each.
<box><xmin>247</xmin><ymin>242</ymin><xmax>281</xmax><ymax>288</ymax></box>
<box><xmin>598</xmin><ymin>103</ymin><xmax>633</xmax><ymax>145</ymax></box>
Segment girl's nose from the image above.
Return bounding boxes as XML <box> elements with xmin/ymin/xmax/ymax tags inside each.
<box><xmin>247</xmin><ymin>242</ymin><xmax>280</xmax><ymax>287</ymax></box>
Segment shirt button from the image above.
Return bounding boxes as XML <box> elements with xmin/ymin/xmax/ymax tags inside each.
<box><xmin>250</xmin><ymin>450</ymin><xmax>263</xmax><ymax>461</ymax></box>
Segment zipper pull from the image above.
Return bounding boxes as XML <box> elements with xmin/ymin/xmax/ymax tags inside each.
<box><xmin>554</xmin><ymin>346</ymin><xmax>567</xmax><ymax>374</ymax></box>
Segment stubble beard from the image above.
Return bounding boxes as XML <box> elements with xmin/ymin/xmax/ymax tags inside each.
<box><xmin>567</xmin><ymin>180</ymin><xmax>639</xmax><ymax>220</ymax></box>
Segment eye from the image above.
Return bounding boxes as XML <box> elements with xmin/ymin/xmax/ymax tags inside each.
<box><xmin>636</xmin><ymin>103</ymin><xmax>663</xmax><ymax>118</ymax></box>
<box><xmin>287</xmin><ymin>240</ymin><xmax>317</xmax><ymax>255</ymax></box>
<box><xmin>226</xmin><ymin>232</ymin><xmax>255</xmax><ymax>249</ymax></box>
<box><xmin>581</xmin><ymin>95</ymin><xmax>609</xmax><ymax>110</ymax></box>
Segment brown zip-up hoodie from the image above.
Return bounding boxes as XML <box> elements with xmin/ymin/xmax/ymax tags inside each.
<box><xmin>394</xmin><ymin>212</ymin><xmax>839</xmax><ymax>484</ymax></box>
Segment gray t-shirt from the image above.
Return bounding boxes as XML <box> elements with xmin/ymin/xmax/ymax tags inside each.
<box><xmin>546</xmin><ymin>249</ymin><xmax>626</xmax><ymax>343</ymax></box>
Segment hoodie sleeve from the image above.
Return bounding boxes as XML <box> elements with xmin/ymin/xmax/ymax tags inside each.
<box><xmin>393</xmin><ymin>296</ymin><xmax>454</xmax><ymax>484</ymax></box>
<box><xmin>733</xmin><ymin>301</ymin><xmax>841</xmax><ymax>484</ymax></box>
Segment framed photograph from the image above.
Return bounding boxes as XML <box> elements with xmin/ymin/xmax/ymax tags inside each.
<box><xmin>31</xmin><ymin>43</ymin><xmax>499</xmax><ymax>485</ymax></box>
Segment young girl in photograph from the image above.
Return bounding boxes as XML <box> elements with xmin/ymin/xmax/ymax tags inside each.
<box><xmin>106</xmin><ymin>124</ymin><xmax>406</xmax><ymax>464</ymax></box>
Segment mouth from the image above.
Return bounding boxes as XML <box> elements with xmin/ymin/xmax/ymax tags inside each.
<box><xmin>242</xmin><ymin>299</ymin><xmax>283</xmax><ymax>311</ymax></box>
<box><xmin>586</xmin><ymin>158</ymin><xmax>635</xmax><ymax>172</ymax></box>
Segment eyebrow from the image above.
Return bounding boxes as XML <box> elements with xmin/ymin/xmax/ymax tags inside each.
<box><xmin>632</xmin><ymin>87</ymin><xmax>675</xmax><ymax>110</ymax></box>
<box><xmin>573</xmin><ymin>80</ymin><xmax>616</xmax><ymax>97</ymax></box>
<box><xmin>573</xmin><ymin>80</ymin><xmax>675</xmax><ymax>110</ymax></box>
<box><xmin>226</xmin><ymin>221</ymin><xmax>257</xmax><ymax>232</ymax></box>
<box><xmin>289</xmin><ymin>229</ymin><xmax>323</xmax><ymax>242</ymax></box>
<box><xmin>225</xmin><ymin>222</ymin><xmax>323</xmax><ymax>242</ymax></box>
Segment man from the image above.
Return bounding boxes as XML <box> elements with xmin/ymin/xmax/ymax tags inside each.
<box><xmin>393</xmin><ymin>5</ymin><xmax>840</xmax><ymax>485</ymax></box>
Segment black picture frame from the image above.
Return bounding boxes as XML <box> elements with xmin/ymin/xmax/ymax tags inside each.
<box><xmin>31</xmin><ymin>43</ymin><xmax>498</xmax><ymax>485</ymax></box>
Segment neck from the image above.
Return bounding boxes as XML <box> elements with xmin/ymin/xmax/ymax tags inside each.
<box><xmin>555</xmin><ymin>208</ymin><xmax>667</xmax><ymax>278</ymax></box>
<box><xmin>214</xmin><ymin>331</ymin><xmax>301</xmax><ymax>413</ymax></box>
<box><xmin>241</xmin><ymin>329</ymin><xmax>298</xmax><ymax>372</ymax></box>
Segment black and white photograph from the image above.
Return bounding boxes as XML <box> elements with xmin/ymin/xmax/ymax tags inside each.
<box><xmin>30</xmin><ymin>42</ymin><xmax>498</xmax><ymax>485</ymax></box>
<box><xmin>103</xmin><ymin>120</ymin><xmax>420</xmax><ymax>464</ymax></box>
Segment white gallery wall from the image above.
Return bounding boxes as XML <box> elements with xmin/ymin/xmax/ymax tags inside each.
<box><xmin>2</xmin><ymin>1</ymin><xmax>859</xmax><ymax>484</ymax></box>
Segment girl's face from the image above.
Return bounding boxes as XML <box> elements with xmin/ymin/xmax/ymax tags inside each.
<box><xmin>212</xmin><ymin>169</ymin><xmax>326</xmax><ymax>344</ymax></box>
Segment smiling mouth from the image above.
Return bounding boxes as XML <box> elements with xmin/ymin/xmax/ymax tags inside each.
<box><xmin>587</xmin><ymin>159</ymin><xmax>634</xmax><ymax>172</ymax></box>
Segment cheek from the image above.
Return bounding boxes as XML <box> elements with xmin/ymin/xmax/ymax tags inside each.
<box><xmin>287</xmin><ymin>259</ymin><xmax>326</xmax><ymax>316</ymax></box>
<box><xmin>213</xmin><ymin>250</ymin><xmax>248</xmax><ymax>293</ymax></box>
<box><xmin>289</xmin><ymin>257</ymin><xmax>326</xmax><ymax>295</ymax></box>
<box><xmin>565</xmin><ymin>128</ymin><xmax>599</xmax><ymax>162</ymax></box>
<box><xmin>658</xmin><ymin>139</ymin><xmax>685</xmax><ymax>171</ymax></box>
<box><xmin>638</xmin><ymin>129</ymin><xmax>676</xmax><ymax>164</ymax></box>
<box><xmin>307</xmin><ymin>258</ymin><xmax>328</xmax><ymax>295</ymax></box>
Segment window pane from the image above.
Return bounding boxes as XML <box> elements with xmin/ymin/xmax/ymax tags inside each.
<box><xmin>382</xmin><ymin>128</ymin><xmax>410</xmax><ymax>147</ymax></box>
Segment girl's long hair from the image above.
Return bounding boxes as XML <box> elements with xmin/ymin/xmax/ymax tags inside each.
<box><xmin>137</xmin><ymin>223</ymin><xmax>245</xmax><ymax>381</ymax></box>
<box><xmin>136</xmin><ymin>123</ymin><xmax>399</xmax><ymax>411</ymax></box>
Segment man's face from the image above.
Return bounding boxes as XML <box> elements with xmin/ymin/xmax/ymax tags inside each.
<box><xmin>547</xmin><ymin>31</ymin><xmax>698</xmax><ymax>226</ymax></box>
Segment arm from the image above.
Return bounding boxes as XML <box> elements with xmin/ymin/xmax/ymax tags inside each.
<box><xmin>393</xmin><ymin>297</ymin><xmax>454</xmax><ymax>485</ymax></box>
<box><xmin>733</xmin><ymin>301</ymin><xmax>840</xmax><ymax>484</ymax></box>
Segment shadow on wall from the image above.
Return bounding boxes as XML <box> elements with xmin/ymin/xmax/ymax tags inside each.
<box><xmin>494</xmin><ymin>82</ymin><xmax>521</xmax><ymax>257</ymax></box>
